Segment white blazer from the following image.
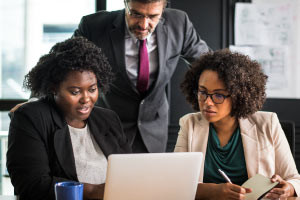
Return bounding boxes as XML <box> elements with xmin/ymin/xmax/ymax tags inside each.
<box><xmin>174</xmin><ymin>111</ymin><xmax>300</xmax><ymax>195</ymax></box>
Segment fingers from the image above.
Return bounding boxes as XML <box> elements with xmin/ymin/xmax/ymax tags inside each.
<box><xmin>265</xmin><ymin>190</ymin><xmax>285</xmax><ymax>199</ymax></box>
<box><xmin>265</xmin><ymin>175</ymin><xmax>295</xmax><ymax>199</ymax></box>
<box><xmin>230</xmin><ymin>184</ymin><xmax>248</xmax><ymax>194</ymax></box>
<box><xmin>270</xmin><ymin>174</ymin><xmax>283</xmax><ymax>183</ymax></box>
<box><xmin>10</xmin><ymin>104</ymin><xmax>22</xmax><ymax>113</ymax></box>
<box><xmin>244</xmin><ymin>187</ymin><xmax>252</xmax><ymax>193</ymax></box>
<box><xmin>217</xmin><ymin>183</ymin><xmax>253</xmax><ymax>200</ymax></box>
<box><xmin>227</xmin><ymin>183</ymin><xmax>251</xmax><ymax>199</ymax></box>
<box><xmin>266</xmin><ymin>175</ymin><xmax>284</xmax><ymax>199</ymax></box>
<box><xmin>10</xmin><ymin>102</ymin><xmax>26</xmax><ymax>113</ymax></box>
<box><xmin>270</xmin><ymin>188</ymin><xmax>285</xmax><ymax>195</ymax></box>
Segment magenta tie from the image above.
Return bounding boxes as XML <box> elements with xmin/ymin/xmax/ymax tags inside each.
<box><xmin>137</xmin><ymin>39</ymin><xmax>149</xmax><ymax>93</ymax></box>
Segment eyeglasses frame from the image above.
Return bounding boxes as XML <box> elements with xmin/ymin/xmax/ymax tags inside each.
<box><xmin>124</xmin><ymin>0</ymin><xmax>163</xmax><ymax>22</ymax></box>
<box><xmin>195</xmin><ymin>90</ymin><xmax>230</xmax><ymax>104</ymax></box>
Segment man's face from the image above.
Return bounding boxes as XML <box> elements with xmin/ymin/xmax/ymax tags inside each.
<box><xmin>125</xmin><ymin>1</ymin><xmax>164</xmax><ymax>40</ymax></box>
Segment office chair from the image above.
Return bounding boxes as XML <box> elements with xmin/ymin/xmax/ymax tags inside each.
<box><xmin>280</xmin><ymin>120</ymin><xmax>296</xmax><ymax>158</ymax></box>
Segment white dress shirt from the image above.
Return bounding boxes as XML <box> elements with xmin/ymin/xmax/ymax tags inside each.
<box><xmin>124</xmin><ymin>19</ymin><xmax>159</xmax><ymax>88</ymax></box>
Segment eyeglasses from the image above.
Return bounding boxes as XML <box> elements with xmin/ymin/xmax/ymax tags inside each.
<box><xmin>195</xmin><ymin>90</ymin><xmax>230</xmax><ymax>104</ymax></box>
<box><xmin>124</xmin><ymin>1</ymin><xmax>162</xmax><ymax>22</ymax></box>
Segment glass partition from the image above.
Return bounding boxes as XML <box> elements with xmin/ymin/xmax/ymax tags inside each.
<box><xmin>0</xmin><ymin>0</ymin><xmax>95</xmax><ymax>194</ymax></box>
<box><xmin>106</xmin><ymin>0</ymin><xmax>124</xmax><ymax>11</ymax></box>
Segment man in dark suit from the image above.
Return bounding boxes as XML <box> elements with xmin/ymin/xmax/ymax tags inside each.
<box><xmin>74</xmin><ymin>0</ymin><xmax>209</xmax><ymax>153</ymax></box>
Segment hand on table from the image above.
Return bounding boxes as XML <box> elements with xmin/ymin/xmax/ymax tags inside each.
<box><xmin>83</xmin><ymin>183</ymin><xmax>105</xmax><ymax>200</ymax></box>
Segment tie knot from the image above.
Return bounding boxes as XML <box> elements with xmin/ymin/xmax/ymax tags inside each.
<box><xmin>140</xmin><ymin>39</ymin><xmax>147</xmax><ymax>46</ymax></box>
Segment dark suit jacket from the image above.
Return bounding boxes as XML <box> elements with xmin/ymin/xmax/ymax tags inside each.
<box><xmin>6</xmin><ymin>97</ymin><xmax>131</xmax><ymax>200</ymax></box>
<box><xmin>74</xmin><ymin>9</ymin><xmax>209</xmax><ymax>152</ymax></box>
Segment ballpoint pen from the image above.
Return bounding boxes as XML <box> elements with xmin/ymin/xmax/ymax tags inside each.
<box><xmin>218</xmin><ymin>169</ymin><xmax>232</xmax><ymax>184</ymax></box>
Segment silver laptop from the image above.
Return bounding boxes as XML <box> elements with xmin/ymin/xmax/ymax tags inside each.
<box><xmin>103</xmin><ymin>152</ymin><xmax>203</xmax><ymax>200</ymax></box>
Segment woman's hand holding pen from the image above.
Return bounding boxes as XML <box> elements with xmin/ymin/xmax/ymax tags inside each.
<box><xmin>264</xmin><ymin>174</ymin><xmax>295</xmax><ymax>199</ymax></box>
<box><xmin>195</xmin><ymin>169</ymin><xmax>251</xmax><ymax>200</ymax></box>
<box><xmin>214</xmin><ymin>183</ymin><xmax>252</xmax><ymax>200</ymax></box>
<box><xmin>195</xmin><ymin>183</ymin><xmax>251</xmax><ymax>200</ymax></box>
<box><xmin>213</xmin><ymin>169</ymin><xmax>251</xmax><ymax>200</ymax></box>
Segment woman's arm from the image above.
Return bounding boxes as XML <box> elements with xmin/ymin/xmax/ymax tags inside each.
<box><xmin>174</xmin><ymin>117</ymin><xmax>189</xmax><ymax>152</ymax></box>
<box><xmin>7</xmin><ymin>106</ymin><xmax>70</xmax><ymax>199</ymax></box>
<box><xmin>270</xmin><ymin>113</ymin><xmax>300</xmax><ymax>196</ymax></box>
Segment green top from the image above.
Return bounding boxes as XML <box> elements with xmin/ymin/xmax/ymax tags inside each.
<box><xmin>203</xmin><ymin>124</ymin><xmax>248</xmax><ymax>185</ymax></box>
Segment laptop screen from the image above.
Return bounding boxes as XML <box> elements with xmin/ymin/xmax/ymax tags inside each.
<box><xmin>104</xmin><ymin>152</ymin><xmax>203</xmax><ymax>200</ymax></box>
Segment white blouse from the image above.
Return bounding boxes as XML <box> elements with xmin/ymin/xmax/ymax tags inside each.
<box><xmin>68</xmin><ymin>124</ymin><xmax>107</xmax><ymax>184</ymax></box>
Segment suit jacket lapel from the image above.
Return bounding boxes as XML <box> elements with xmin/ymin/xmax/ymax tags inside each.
<box><xmin>110</xmin><ymin>10</ymin><xmax>139</xmax><ymax>95</ymax></box>
<box><xmin>148</xmin><ymin>18</ymin><xmax>168</xmax><ymax>95</ymax></box>
<box><xmin>51</xmin><ymin>108</ymin><xmax>78</xmax><ymax>181</ymax></box>
<box><xmin>110</xmin><ymin>10</ymin><xmax>126</xmax><ymax>74</ymax></box>
<box><xmin>193</xmin><ymin>115</ymin><xmax>209</xmax><ymax>182</ymax></box>
<box><xmin>87</xmin><ymin>114</ymin><xmax>110</xmax><ymax>158</ymax></box>
<box><xmin>239</xmin><ymin>117</ymin><xmax>259</xmax><ymax>178</ymax></box>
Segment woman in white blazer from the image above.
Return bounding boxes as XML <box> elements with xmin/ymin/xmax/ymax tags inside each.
<box><xmin>174</xmin><ymin>49</ymin><xmax>300</xmax><ymax>200</ymax></box>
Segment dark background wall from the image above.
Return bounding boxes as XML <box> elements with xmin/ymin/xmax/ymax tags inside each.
<box><xmin>166</xmin><ymin>0</ymin><xmax>300</xmax><ymax>170</ymax></box>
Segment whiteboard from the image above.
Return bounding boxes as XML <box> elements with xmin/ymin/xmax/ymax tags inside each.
<box><xmin>232</xmin><ymin>1</ymin><xmax>300</xmax><ymax>98</ymax></box>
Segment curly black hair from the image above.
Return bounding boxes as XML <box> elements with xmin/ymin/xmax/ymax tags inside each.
<box><xmin>23</xmin><ymin>36</ymin><xmax>114</xmax><ymax>97</ymax></box>
<box><xmin>181</xmin><ymin>49</ymin><xmax>268</xmax><ymax>119</ymax></box>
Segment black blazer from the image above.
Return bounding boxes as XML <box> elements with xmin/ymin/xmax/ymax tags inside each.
<box><xmin>74</xmin><ymin>9</ymin><xmax>209</xmax><ymax>152</ymax></box>
<box><xmin>6</xmin><ymin>97</ymin><xmax>131</xmax><ymax>200</ymax></box>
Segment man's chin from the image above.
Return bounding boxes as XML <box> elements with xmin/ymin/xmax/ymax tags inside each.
<box><xmin>133</xmin><ymin>31</ymin><xmax>150</xmax><ymax>40</ymax></box>
<box><xmin>135</xmin><ymin>34</ymin><xmax>148</xmax><ymax>40</ymax></box>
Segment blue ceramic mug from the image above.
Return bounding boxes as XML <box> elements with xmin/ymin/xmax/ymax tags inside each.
<box><xmin>55</xmin><ymin>181</ymin><xmax>83</xmax><ymax>200</ymax></box>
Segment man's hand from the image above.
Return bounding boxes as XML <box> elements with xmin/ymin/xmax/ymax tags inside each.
<box><xmin>10</xmin><ymin>102</ymin><xmax>28</xmax><ymax>113</ymax></box>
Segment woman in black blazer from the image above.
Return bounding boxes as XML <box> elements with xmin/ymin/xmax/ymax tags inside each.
<box><xmin>6</xmin><ymin>37</ymin><xmax>131</xmax><ymax>200</ymax></box>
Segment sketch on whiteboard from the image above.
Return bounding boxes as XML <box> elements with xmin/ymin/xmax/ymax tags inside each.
<box><xmin>235</xmin><ymin>2</ymin><xmax>294</xmax><ymax>46</ymax></box>
<box><xmin>230</xmin><ymin>46</ymin><xmax>291</xmax><ymax>96</ymax></box>
<box><xmin>234</xmin><ymin>0</ymin><xmax>299</xmax><ymax>98</ymax></box>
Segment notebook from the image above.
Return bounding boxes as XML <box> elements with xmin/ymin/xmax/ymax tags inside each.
<box><xmin>242</xmin><ymin>174</ymin><xmax>279</xmax><ymax>200</ymax></box>
<box><xmin>103</xmin><ymin>152</ymin><xmax>203</xmax><ymax>200</ymax></box>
